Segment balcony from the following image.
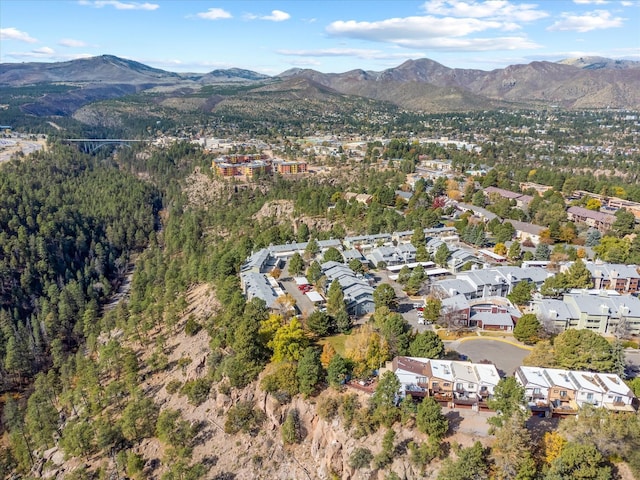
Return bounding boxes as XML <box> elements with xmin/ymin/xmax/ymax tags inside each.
<box><xmin>551</xmin><ymin>400</ymin><xmax>579</xmax><ymax>415</ymax></box>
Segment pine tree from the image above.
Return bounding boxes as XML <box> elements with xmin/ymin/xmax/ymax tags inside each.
<box><xmin>326</xmin><ymin>280</ymin><xmax>346</xmax><ymax>317</ymax></box>
<box><xmin>416</xmin><ymin>397</ymin><xmax>448</xmax><ymax>439</ymax></box>
<box><xmin>296</xmin><ymin>347</ymin><xmax>323</xmax><ymax>396</ymax></box>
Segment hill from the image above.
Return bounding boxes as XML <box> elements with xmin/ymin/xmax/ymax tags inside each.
<box><xmin>1</xmin><ymin>54</ymin><xmax>639</xmax><ymax>128</ymax></box>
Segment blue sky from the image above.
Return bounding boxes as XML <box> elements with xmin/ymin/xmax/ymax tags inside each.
<box><xmin>1</xmin><ymin>1</ymin><xmax>638</xmax><ymax>74</ymax></box>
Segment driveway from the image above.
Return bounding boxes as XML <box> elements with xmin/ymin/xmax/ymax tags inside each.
<box><xmin>372</xmin><ymin>269</ymin><xmax>433</xmax><ymax>332</ymax></box>
<box><xmin>447</xmin><ymin>338</ymin><xmax>531</xmax><ymax>377</ymax></box>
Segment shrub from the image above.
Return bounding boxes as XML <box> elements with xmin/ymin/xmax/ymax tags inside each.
<box><xmin>281</xmin><ymin>409</ymin><xmax>302</xmax><ymax>444</ymax></box>
<box><xmin>349</xmin><ymin>447</ymin><xmax>373</xmax><ymax>470</ymax></box>
<box><xmin>185</xmin><ymin>316</ymin><xmax>202</xmax><ymax>336</ymax></box>
<box><xmin>260</xmin><ymin>362</ymin><xmax>299</xmax><ymax>398</ymax></box>
<box><xmin>166</xmin><ymin>380</ymin><xmax>182</xmax><ymax>395</ymax></box>
<box><xmin>224</xmin><ymin>401</ymin><xmax>266</xmax><ymax>436</ymax></box>
<box><xmin>317</xmin><ymin>396</ymin><xmax>340</xmax><ymax>420</ymax></box>
<box><xmin>339</xmin><ymin>393</ymin><xmax>360</xmax><ymax>430</ymax></box>
<box><xmin>180</xmin><ymin>378</ymin><xmax>212</xmax><ymax>406</ymax></box>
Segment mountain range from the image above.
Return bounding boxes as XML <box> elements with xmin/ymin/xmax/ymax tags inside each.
<box><xmin>1</xmin><ymin>54</ymin><xmax>639</xmax><ymax>118</ymax></box>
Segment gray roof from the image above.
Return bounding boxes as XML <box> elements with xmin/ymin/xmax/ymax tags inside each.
<box><xmin>470</xmin><ymin>311</ymin><xmax>514</xmax><ymax>327</ymax></box>
<box><xmin>534</xmin><ymin>298</ymin><xmax>579</xmax><ymax>322</ymax></box>
<box><xmin>459</xmin><ymin>269</ymin><xmax>506</xmax><ymax>287</ymax></box>
<box><xmin>450</xmin><ymin>248</ymin><xmax>478</xmax><ymax>261</ymax></box>
<box><xmin>267</xmin><ymin>242</ymin><xmax>307</xmax><ymax>254</ymax></box>
<box><xmin>442</xmin><ymin>294</ymin><xmax>470</xmax><ymax>311</ymax></box>
<box><xmin>585</xmin><ymin>262</ymin><xmax>640</xmax><ymax>280</ymax></box>
<box><xmin>495</xmin><ymin>266</ymin><xmax>550</xmax><ymax>285</ymax></box>
<box><xmin>435</xmin><ymin>279</ymin><xmax>477</xmax><ymax>297</ymax></box>
<box><xmin>343</xmin><ymin>249</ymin><xmax>365</xmax><ymax>261</ymax></box>
<box><xmin>344</xmin><ymin>233</ymin><xmax>392</xmax><ymax>244</ymax></box>
<box><xmin>509</xmin><ymin>220</ymin><xmax>546</xmax><ymax>235</ymax></box>
<box><xmin>426</xmin><ymin>238</ymin><xmax>445</xmax><ymax>250</ymax></box>
<box><xmin>566</xmin><ymin>293</ymin><xmax>640</xmax><ymax>317</ymax></box>
<box><xmin>424</xmin><ymin>226</ymin><xmax>458</xmax><ymax>235</ymax></box>
<box><xmin>318</xmin><ymin>239</ymin><xmax>343</xmax><ymax>249</ymax></box>
<box><xmin>322</xmin><ymin>260</ymin><xmax>345</xmax><ymax>272</ymax></box>
<box><xmin>567</xmin><ymin>206</ymin><xmax>615</xmax><ymax>224</ymax></box>
<box><xmin>456</xmin><ymin>203</ymin><xmax>499</xmax><ymax>221</ymax></box>
<box><xmin>241</xmin><ymin>248</ymin><xmax>272</xmax><ymax>272</ymax></box>
<box><xmin>397</xmin><ymin>243</ymin><xmax>417</xmax><ymax>254</ymax></box>
<box><xmin>240</xmin><ymin>272</ymin><xmax>279</xmax><ymax>308</ymax></box>
<box><xmin>395</xmin><ymin>190</ymin><xmax>413</xmax><ymax>200</ymax></box>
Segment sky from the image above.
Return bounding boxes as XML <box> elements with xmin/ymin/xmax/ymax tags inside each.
<box><xmin>1</xmin><ymin>0</ymin><xmax>639</xmax><ymax>75</ymax></box>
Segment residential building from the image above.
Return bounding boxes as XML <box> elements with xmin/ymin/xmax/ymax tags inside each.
<box><xmin>384</xmin><ymin>357</ymin><xmax>500</xmax><ymax>409</ymax></box>
<box><xmin>483</xmin><ymin>186</ymin><xmax>533</xmax><ymax>209</ymax></box>
<box><xmin>515</xmin><ymin>366</ymin><xmax>636</xmax><ymax>415</ymax></box>
<box><xmin>322</xmin><ymin>261</ymin><xmax>374</xmax><ymax>316</ymax></box>
<box><xmin>273</xmin><ymin>160</ymin><xmax>308</xmax><ymax>174</ymax></box>
<box><xmin>567</xmin><ymin>206</ymin><xmax>615</xmax><ymax>232</ymax></box>
<box><xmin>509</xmin><ymin>220</ymin><xmax>546</xmax><ymax>246</ymax></box>
<box><xmin>533</xmin><ymin>292</ymin><xmax>640</xmax><ymax>335</ymax></box>
<box><xmin>439</xmin><ymin>295</ymin><xmax>520</xmax><ymax>331</ymax></box>
<box><xmin>583</xmin><ymin>262</ymin><xmax>640</xmax><ymax>294</ymax></box>
<box><xmin>367</xmin><ymin>244</ymin><xmax>417</xmax><ymax>267</ymax></box>
<box><xmin>455</xmin><ymin>203</ymin><xmax>499</xmax><ymax>223</ymax></box>
<box><xmin>240</xmin><ymin>271</ymin><xmax>281</xmax><ymax>309</ymax></box>
<box><xmin>241</xmin><ymin>248</ymin><xmax>275</xmax><ymax>273</ymax></box>
<box><xmin>433</xmin><ymin>266</ymin><xmax>549</xmax><ymax>300</ymax></box>
<box><xmin>519</xmin><ymin>182</ymin><xmax>554</xmax><ymax>196</ymax></box>
<box><xmin>344</xmin><ymin>233</ymin><xmax>393</xmax><ymax>251</ymax></box>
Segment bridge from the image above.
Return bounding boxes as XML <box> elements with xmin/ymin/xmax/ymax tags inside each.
<box><xmin>63</xmin><ymin>138</ymin><xmax>150</xmax><ymax>153</ymax></box>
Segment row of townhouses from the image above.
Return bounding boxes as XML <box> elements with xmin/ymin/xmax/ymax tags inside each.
<box><xmin>384</xmin><ymin>356</ymin><xmax>501</xmax><ymax>410</ymax></box>
<box><xmin>321</xmin><ymin>261</ymin><xmax>375</xmax><ymax>316</ymax></box>
<box><xmin>533</xmin><ymin>292</ymin><xmax>640</xmax><ymax>335</ymax></box>
<box><xmin>432</xmin><ymin>265</ymin><xmax>550</xmax><ymax>300</ymax></box>
<box><xmin>385</xmin><ymin>356</ymin><xmax>637</xmax><ymax>415</ymax></box>
<box><xmin>516</xmin><ymin>365</ymin><xmax>636</xmax><ymax>415</ymax></box>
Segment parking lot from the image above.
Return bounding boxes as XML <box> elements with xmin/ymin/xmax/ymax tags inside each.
<box><xmin>276</xmin><ymin>256</ymin><xmax>440</xmax><ymax>328</ymax></box>
<box><xmin>447</xmin><ymin>338</ymin><xmax>531</xmax><ymax>376</ymax></box>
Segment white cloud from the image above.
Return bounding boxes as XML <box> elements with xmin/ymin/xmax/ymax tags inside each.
<box><xmin>262</xmin><ymin>10</ymin><xmax>290</xmax><ymax>21</ymax></box>
<box><xmin>573</xmin><ymin>0</ymin><xmax>609</xmax><ymax>4</ymax></box>
<box><xmin>58</xmin><ymin>38</ymin><xmax>88</xmax><ymax>47</ymax></box>
<box><xmin>326</xmin><ymin>15</ymin><xmax>541</xmax><ymax>51</ymax></box>
<box><xmin>548</xmin><ymin>9</ymin><xmax>625</xmax><ymax>32</ymax></box>
<box><xmin>0</xmin><ymin>27</ymin><xmax>37</xmax><ymax>43</ymax></box>
<box><xmin>245</xmin><ymin>10</ymin><xmax>291</xmax><ymax>21</ymax></box>
<box><xmin>79</xmin><ymin>0</ymin><xmax>159</xmax><ymax>10</ymax></box>
<box><xmin>32</xmin><ymin>47</ymin><xmax>55</xmax><ymax>55</ymax></box>
<box><xmin>196</xmin><ymin>8</ymin><xmax>232</xmax><ymax>20</ymax></box>
<box><xmin>422</xmin><ymin>0</ymin><xmax>549</xmax><ymax>22</ymax></box>
<box><xmin>328</xmin><ymin>16</ymin><xmax>503</xmax><ymax>40</ymax></box>
<box><xmin>4</xmin><ymin>51</ymin><xmax>93</xmax><ymax>61</ymax></box>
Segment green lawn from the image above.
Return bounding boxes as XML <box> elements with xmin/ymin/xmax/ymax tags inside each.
<box><xmin>317</xmin><ymin>332</ymin><xmax>353</xmax><ymax>356</ymax></box>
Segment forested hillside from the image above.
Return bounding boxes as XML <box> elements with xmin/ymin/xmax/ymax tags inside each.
<box><xmin>0</xmin><ymin>146</ymin><xmax>160</xmax><ymax>391</ymax></box>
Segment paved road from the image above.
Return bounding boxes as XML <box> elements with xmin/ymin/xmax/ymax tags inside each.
<box><xmin>447</xmin><ymin>338</ymin><xmax>531</xmax><ymax>377</ymax></box>
<box><xmin>624</xmin><ymin>348</ymin><xmax>640</xmax><ymax>377</ymax></box>
<box><xmin>279</xmin><ymin>258</ymin><xmax>317</xmax><ymax>317</ymax></box>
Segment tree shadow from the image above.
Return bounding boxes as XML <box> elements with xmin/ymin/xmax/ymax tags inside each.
<box><xmin>525</xmin><ymin>415</ymin><xmax>560</xmax><ymax>443</ymax></box>
<box><xmin>212</xmin><ymin>473</ymin><xmax>236</xmax><ymax>480</ymax></box>
<box><xmin>395</xmin><ymin>438</ymin><xmax>412</xmax><ymax>456</ymax></box>
<box><xmin>445</xmin><ymin>411</ymin><xmax>463</xmax><ymax>433</ymax></box>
